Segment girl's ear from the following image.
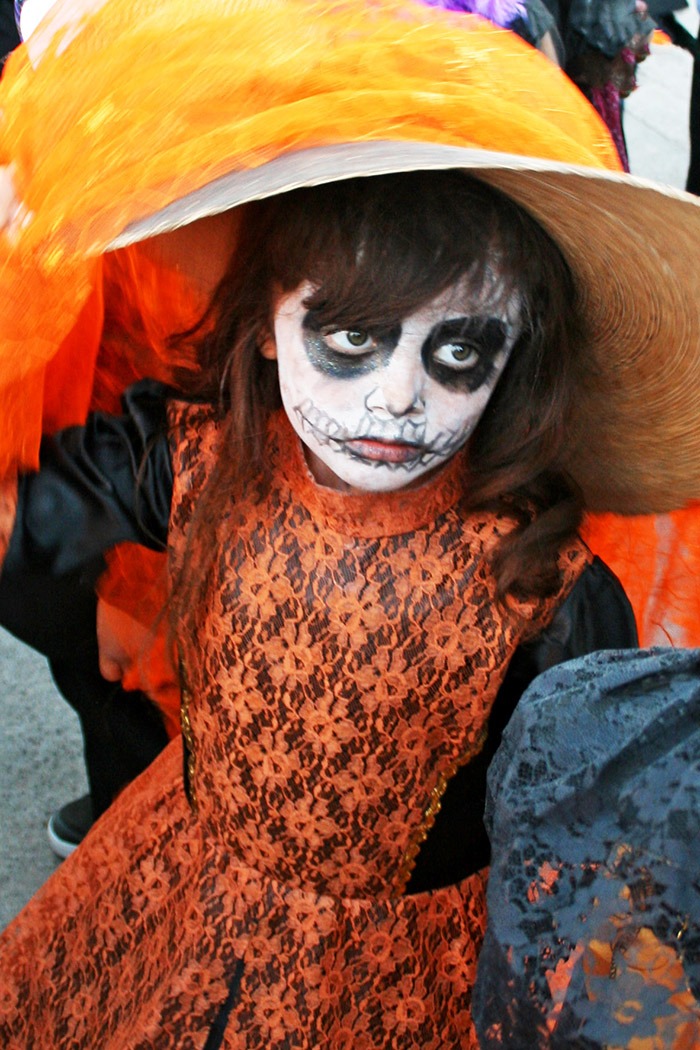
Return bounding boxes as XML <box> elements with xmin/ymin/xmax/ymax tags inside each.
<box><xmin>259</xmin><ymin>336</ymin><xmax>277</xmax><ymax>361</ymax></box>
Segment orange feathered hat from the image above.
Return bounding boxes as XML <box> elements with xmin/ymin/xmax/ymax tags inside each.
<box><xmin>1</xmin><ymin>0</ymin><xmax>700</xmax><ymax>517</ymax></box>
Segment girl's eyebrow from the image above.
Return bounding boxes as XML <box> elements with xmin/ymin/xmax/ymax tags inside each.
<box><xmin>301</xmin><ymin>310</ymin><xmax>402</xmax><ymax>340</ymax></box>
<box><xmin>428</xmin><ymin>316</ymin><xmax>510</xmax><ymax>354</ymax></box>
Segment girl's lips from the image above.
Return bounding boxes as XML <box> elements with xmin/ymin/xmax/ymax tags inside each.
<box><xmin>345</xmin><ymin>438</ymin><xmax>425</xmax><ymax>463</ymax></box>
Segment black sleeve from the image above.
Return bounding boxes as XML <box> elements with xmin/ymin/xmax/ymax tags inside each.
<box><xmin>2</xmin><ymin>379</ymin><xmax>174</xmax><ymax>579</ymax></box>
<box><xmin>492</xmin><ymin>555</ymin><xmax>638</xmax><ymax>722</ymax></box>
<box><xmin>405</xmin><ymin>556</ymin><xmax>638</xmax><ymax>893</ymax></box>
<box><xmin>0</xmin><ymin>0</ymin><xmax>20</xmax><ymax>65</ymax></box>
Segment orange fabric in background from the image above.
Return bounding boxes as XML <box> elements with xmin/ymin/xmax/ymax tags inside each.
<box><xmin>583</xmin><ymin>507</ymin><xmax>700</xmax><ymax>648</ymax></box>
<box><xmin>41</xmin><ymin>275</ymin><xmax>104</xmax><ymax>434</ymax></box>
<box><xmin>96</xmin><ymin>546</ymin><xmax>179</xmax><ymax>739</ymax></box>
<box><xmin>38</xmin><ymin>238</ymin><xmax>215</xmax><ymax>731</ymax></box>
<box><xmin>85</xmin><ymin>242</ymin><xmax>215</xmax><ymax>732</ymax></box>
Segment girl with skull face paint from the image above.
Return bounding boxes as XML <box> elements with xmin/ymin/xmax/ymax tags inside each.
<box><xmin>0</xmin><ymin>0</ymin><xmax>699</xmax><ymax>1046</ymax></box>
<box><xmin>171</xmin><ymin>171</ymin><xmax>593</xmax><ymax>604</ymax></box>
<box><xmin>0</xmin><ymin>173</ymin><xmax>636</xmax><ymax>1047</ymax></box>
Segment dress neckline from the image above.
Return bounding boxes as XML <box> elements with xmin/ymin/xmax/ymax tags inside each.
<box><xmin>269</xmin><ymin>411</ymin><xmax>468</xmax><ymax>538</ymax></box>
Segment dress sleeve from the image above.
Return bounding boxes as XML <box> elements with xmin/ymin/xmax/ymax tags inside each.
<box><xmin>1</xmin><ymin>380</ymin><xmax>174</xmax><ymax>578</ymax></box>
<box><xmin>405</xmin><ymin>556</ymin><xmax>638</xmax><ymax>893</ymax></box>
<box><xmin>506</xmin><ymin>554</ymin><xmax>638</xmax><ymax>679</ymax></box>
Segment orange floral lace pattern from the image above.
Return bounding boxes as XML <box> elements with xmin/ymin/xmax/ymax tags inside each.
<box><xmin>0</xmin><ymin>740</ymin><xmax>489</xmax><ymax>1049</ymax></box>
<box><xmin>0</xmin><ymin>405</ymin><xmax>589</xmax><ymax>1049</ymax></box>
<box><xmin>168</xmin><ymin>406</ymin><xmax>589</xmax><ymax>902</ymax></box>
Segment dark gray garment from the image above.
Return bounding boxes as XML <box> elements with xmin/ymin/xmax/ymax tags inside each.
<box><xmin>475</xmin><ymin>647</ymin><xmax>700</xmax><ymax>1047</ymax></box>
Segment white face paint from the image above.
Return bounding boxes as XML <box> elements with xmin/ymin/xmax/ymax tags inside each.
<box><xmin>268</xmin><ymin>280</ymin><xmax>521</xmax><ymax>493</ymax></box>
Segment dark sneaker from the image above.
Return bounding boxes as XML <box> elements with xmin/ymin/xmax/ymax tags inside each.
<box><xmin>47</xmin><ymin>794</ymin><xmax>94</xmax><ymax>859</ymax></box>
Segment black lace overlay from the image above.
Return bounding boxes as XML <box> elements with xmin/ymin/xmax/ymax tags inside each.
<box><xmin>474</xmin><ymin>647</ymin><xmax>700</xmax><ymax>1047</ymax></box>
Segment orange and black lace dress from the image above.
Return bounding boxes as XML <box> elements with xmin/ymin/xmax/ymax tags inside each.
<box><xmin>0</xmin><ymin>391</ymin><xmax>597</xmax><ymax>1049</ymax></box>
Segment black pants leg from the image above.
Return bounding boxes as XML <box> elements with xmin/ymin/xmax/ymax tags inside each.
<box><xmin>0</xmin><ymin>559</ymin><xmax>168</xmax><ymax>819</ymax></box>
<box><xmin>48</xmin><ymin>657</ymin><xmax>169</xmax><ymax>817</ymax></box>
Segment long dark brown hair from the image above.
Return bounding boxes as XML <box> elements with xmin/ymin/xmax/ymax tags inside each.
<box><xmin>170</xmin><ymin>169</ymin><xmax>586</xmax><ymax>624</ymax></box>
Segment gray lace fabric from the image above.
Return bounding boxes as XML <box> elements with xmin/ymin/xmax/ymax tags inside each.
<box><xmin>473</xmin><ymin>648</ymin><xmax>700</xmax><ymax>1047</ymax></box>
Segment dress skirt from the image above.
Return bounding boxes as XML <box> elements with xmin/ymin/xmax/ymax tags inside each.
<box><xmin>0</xmin><ymin>738</ymin><xmax>487</xmax><ymax>1049</ymax></box>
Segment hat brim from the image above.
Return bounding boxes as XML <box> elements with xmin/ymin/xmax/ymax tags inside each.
<box><xmin>3</xmin><ymin>0</ymin><xmax>697</xmax><ymax>510</ymax></box>
<box><xmin>108</xmin><ymin>140</ymin><xmax>700</xmax><ymax>515</ymax></box>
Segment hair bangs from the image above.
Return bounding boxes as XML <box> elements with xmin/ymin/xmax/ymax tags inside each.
<box><xmin>262</xmin><ymin>171</ymin><xmax>533</xmax><ymax>334</ymax></box>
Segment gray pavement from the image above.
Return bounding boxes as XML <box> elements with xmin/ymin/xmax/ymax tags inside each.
<box><xmin>0</xmin><ymin>630</ymin><xmax>86</xmax><ymax>928</ymax></box>
<box><xmin>0</xmin><ymin>30</ymin><xmax>698</xmax><ymax>932</ymax></box>
<box><xmin>626</xmin><ymin>16</ymin><xmax>696</xmax><ymax>185</ymax></box>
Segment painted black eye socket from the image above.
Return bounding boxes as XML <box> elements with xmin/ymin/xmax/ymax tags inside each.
<box><xmin>429</xmin><ymin>319</ymin><xmax>508</xmax><ymax>362</ymax></box>
<box><xmin>423</xmin><ymin>317</ymin><xmax>510</xmax><ymax>391</ymax></box>
<box><xmin>432</xmin><ymin>342</ymin><xmax>480</xmax><ymax>370</ymax></box>
<box><xmin>322</xmin><ymin>329</ymin><xmax>376</xmax><ymax>353</ymax></box>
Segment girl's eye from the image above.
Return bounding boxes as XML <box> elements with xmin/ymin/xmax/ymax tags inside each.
<box><xmin>432</xmin><ymin>342</ymin><xmax>480</xmax><ymax>370</ymax></box>
<box><xmin>325</xmin><ymin>329</ymin><xmax>376</xmax><ymax>353</ymax></box>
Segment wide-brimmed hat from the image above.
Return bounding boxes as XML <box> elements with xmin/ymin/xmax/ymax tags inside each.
<box><xmin>2</xmin><ymin>0</ymin><xmax>700</xmax><ymax>514</ymax></box>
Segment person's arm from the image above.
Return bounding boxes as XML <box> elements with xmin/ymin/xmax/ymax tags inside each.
<box><xmin>2</xmin><ymin>380</ymin><xmax>174</xmax><ymax>579</ymax></box>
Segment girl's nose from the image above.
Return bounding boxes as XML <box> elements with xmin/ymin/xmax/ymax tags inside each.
<box><xmin>364</xmin><ymin>348</ymin><xmax>425</xmax><ymax>418</ymax></box>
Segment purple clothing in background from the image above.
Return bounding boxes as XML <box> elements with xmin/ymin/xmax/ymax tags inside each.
<box><xmin>421</xmin><ymin>0</ymin><xmax>527</xmax><ymax>29</ymax></box>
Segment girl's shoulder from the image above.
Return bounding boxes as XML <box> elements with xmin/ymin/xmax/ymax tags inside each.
<box><xmin>166</xmin><ymin>392</ymin><xmax>221</xmax><ymax>439</ymax></box>
<box><xmin>166</xmin><ymin>394</ymin><xmax>226</xmax><ymax>485</ymax></box>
